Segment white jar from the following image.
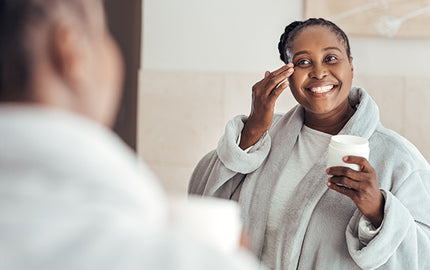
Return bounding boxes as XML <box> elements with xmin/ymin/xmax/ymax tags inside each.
<box><xmin>327</xmin><ymin>135</ymin><xmax>369</xmax><ymax>171</ymax></box>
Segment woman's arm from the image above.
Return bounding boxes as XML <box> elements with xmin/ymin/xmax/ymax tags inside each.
<box><xmin>189</xmin><ymin>64</ymin><xmax>294</xmax><ymax>198</ymax></box>
<box><xmin>240</xmin><ymin>64</ymin><xmax>294</xmax><ymax>149</ymax></box>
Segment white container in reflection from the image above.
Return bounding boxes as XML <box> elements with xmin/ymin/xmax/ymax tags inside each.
<box><xmin>327</xmin><ymin>135</ymin><xmax>369</xmax><ymax>171</ymax></box>
<box><xmin>169</xmin><ymin>196</ymin><xmax>242</xmax><ymax>254</ymax></box>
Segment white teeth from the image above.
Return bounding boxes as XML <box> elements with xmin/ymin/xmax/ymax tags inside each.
<box><xmin>310</xmin><ymin>85</ymin><xmax>334</xmax><ymax>93</ymax></box>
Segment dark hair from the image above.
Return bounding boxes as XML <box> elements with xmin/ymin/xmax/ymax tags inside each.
<box><xmin>0</xmin><ymin>0</ymin><xmax>39</xmax><ymax>97</ymax></box>
<box><xmin>278</xmin><ymin>18</ymin><xmax>351</xmax><ymax>64</ymax></box>
<box><xmin>0</xmin><ymin>0</ymin><xmax>88</xmax><ymax>99</ymax></box>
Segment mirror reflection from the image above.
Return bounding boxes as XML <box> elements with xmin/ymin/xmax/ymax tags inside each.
<box><xmin>139</xmin><ymin>0</ymin><xmax>430</xmax><ymax>195</ymax></box>
<box><xmin>141</xmin><ymin>2</ymin><xmax>430</xmax><ymax>268</ymax></box>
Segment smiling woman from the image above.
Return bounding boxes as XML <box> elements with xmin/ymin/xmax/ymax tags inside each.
<box><xmin>285</xmin><ymin>25</ymin><xmax>355</xmax><ymax>134</ymax></box>
<box><xmin>189</xmin><ymin>18</ymin><xmax>430</xmax><ymax>270</ymax></box>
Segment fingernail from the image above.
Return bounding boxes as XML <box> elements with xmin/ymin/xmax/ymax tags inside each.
<box><xmin>327</xmin><ymin>182</ymin><xmax>331</xmax><ymax>187</ymax></box>
<box><xmin>343</xmin><ymin>156</ymin><xmax>349</xmax><ymax>161</ymax></box>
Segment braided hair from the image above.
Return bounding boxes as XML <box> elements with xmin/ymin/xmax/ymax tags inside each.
<box><xmin>278</xmin><ymin>18</ymin><xmax>351</xmax><ymax>64</ymax></box>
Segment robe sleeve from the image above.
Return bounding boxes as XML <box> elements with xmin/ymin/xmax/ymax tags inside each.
<box><xmin>188</xmin><ymin>115</ymin><xmax>271</xmax><ymax>198</ymax></box>
<box><xmin>357</xmin><ymin>214</ymin><xmax>382</xmax><ymax>247</ymax></box>
<box><xmin>346</xmin><ymin>170</ymin><xmax>430</xmax><ymax>270</ymax></box>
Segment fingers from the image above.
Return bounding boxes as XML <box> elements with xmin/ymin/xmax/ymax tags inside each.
<box><xmin>328</xmin><ymin>175</ymin><xmax>361</xmax><ymax>190</ymax></box>
<box><xmin>268</xmin><ymin>66</ymin><xmax>294</xmax><ymax>88</ymax></box>
<box><xmin>326</xmin><ymin>157</ymin><xmax>378</xmax><ymax>195</ymax></box>
<box><xmin>343</xmin><ymin>156</ymin><xmax>373</xmax><ymax>173</ymax></box>
<box><xmin>247</xmin><ymin>63</ymin><xmax>295</xmax><ymax>135</ymax></box>
<box><xmin>270</xmin><ymin>63</ymin><xmax>294</xmax><ymax>76</ymax></box>
<box><xmin>269</xmin><ymin>81</ymin><xmax>289</xmax><ymax>99</ymax></box>
<box><xmin>327</xmin><ymin>181</ymin><xmax>355</xmax><ymax>198</ymax></box>
<box><xmin>326</xmin><ymin>157</ymin><xmax>382</xmax><ymax>226</ymax></box>
<box><xmin>326</xmin><ymin>159</ymin><xmax>372</xmax><ymax>191</ymax></box>
<box><xmin>260</xmin><ymin>64</ymin><xmax>294</xmax><ymax>96</ymax></box>
<box><xmin>326</xmin><ymin>165</ymin><xmax>366</xmax><ymax>181</ymax></box>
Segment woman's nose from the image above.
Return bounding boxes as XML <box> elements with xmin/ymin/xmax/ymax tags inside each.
<box><xmin>309</xmin><ymin>64</ymin><xmax>328</xmax><ymax>80</ymax></box>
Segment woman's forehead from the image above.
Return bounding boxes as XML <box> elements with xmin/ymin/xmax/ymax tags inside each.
<box><xmin>289</xmin><ymin>26</ymin><xmax>347</xmax><ymax>57</ymax></box>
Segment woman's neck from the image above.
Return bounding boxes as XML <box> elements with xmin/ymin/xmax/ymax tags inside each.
<box><xmin>304</xmin><ymin>102</ymin><xmax>355</xmax><ymax>135</ymax></box>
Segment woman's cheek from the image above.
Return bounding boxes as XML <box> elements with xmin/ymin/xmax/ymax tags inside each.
<box><xmin>289</xmin><ymin>71</ymin><xmax>305</xmax><ymax>91</ymax></box>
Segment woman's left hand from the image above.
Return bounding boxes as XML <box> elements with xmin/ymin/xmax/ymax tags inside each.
<box><xmin>326</xmin><ymin>156</ymin><xmax>385</xmax><ymax>228</ymax></box>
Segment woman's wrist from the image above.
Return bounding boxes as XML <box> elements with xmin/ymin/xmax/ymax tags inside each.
<box><xmin>239</xmin><ymin>124</ymin><xmax>267</xmax><ymax>150</ymax></box>
<box><xmin>364</xmin><ymin>192</ymin><xmax>385</xmax><ymax>228</ymax></box>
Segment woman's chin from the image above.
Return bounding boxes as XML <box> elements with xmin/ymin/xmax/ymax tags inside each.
<box><xmin>305</xmin><ymin>105</ymin><xmax>337</xmax><ymax>116</ymax></box>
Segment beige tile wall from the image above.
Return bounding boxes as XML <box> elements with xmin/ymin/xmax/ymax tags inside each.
<box><xmin>138</xmin><ymin>69</ymin><xmax>430</xmax><ymax>194</ymax></box>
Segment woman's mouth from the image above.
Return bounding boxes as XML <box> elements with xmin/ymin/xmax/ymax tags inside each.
<box><xmin>305</xmin><ymin>84</ymin><xmax>338</xmax><ymax>96</ymax></box>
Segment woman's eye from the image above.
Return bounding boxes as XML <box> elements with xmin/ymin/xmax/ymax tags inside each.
<box><xmin>296</xmin><ymin>59</ymin><xmax>311</xmax><ymax>67</ymax></box>
<box><xmin>325</xmin><ymin>55</ymin><xmax>337</xmax><ymax>63</ymax></box>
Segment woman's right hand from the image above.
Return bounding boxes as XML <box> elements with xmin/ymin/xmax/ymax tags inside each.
<box><xmin>239</xmin><ymin>63</ymin><xmax>294</xmax><ymax>150</ymax></box>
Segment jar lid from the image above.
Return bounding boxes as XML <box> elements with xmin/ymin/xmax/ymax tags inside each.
<box><xmin>330</xmin><ymin>135</ymin><xmax>368</xmax><ymax>150</ymax></box>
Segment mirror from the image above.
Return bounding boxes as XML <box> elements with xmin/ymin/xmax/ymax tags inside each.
<box><xmin>138</xmin><ymin>0</ymin><xmax>430</xmax><ymax>194</ymax></box>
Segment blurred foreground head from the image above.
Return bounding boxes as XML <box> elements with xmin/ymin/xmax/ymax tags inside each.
<box><xmin>0</xmin><ymin>0</ymin><xmax>124</xmax><ymax>126</ymax></box>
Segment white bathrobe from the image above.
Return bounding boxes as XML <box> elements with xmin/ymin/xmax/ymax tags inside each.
<box><xmin>189</xmin><ymin>87</ymin><xmax>430</xmax><ymax>269</ymax></box>
<box><xmin>0</xmin><ymin>104</ymin><xmax>260</xmax><ymax>270</ymax></box>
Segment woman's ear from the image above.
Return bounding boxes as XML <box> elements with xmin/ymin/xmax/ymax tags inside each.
<box><xmin>49</xmin><ymin>23</ymin><xmax>90</xmax><ymax>90</ymax></box>
<box><xmin>349</xmin><ymin>56</ymin><xmax>354</xmax><ymax>79</ymax></box>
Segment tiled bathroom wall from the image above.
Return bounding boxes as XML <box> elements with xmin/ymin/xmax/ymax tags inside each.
<box><xmin>138</xmin><ymin>69</ymin><xmax>430</xmax><ymax>195</ymax></box>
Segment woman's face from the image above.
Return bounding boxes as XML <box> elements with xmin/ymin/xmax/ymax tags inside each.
<box><xmin>288</xmin><ymin>25</ymin><xmax>353</xmax><ymax>117</ymax></box>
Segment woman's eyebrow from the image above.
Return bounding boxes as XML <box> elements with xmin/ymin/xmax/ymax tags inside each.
<box><xmin>324</xmin><ymin>46</ymin><xmax>342</xmax><ymax>52</ymax></box>
<box><xmin>293</xmin><ymin>47</ymin><xmax>342</xmax><ymax>59</ymax></box>
<box><xmin>293</xmin><ymin>50</ymin><xmax>310</xmax><ymax>58</ymax></box>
